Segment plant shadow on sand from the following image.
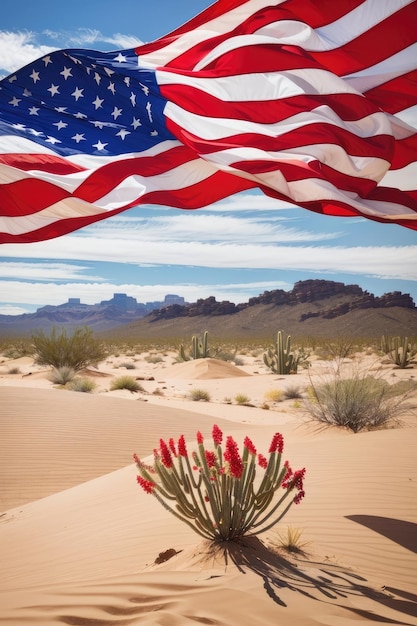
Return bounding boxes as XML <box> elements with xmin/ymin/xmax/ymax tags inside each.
<box><xmin>203</xmin><ymin>535</ymin><xmax>417</xmax><ymax>623</ymax></box>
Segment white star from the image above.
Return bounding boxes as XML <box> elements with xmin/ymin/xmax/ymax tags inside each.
<box><xmin>124</xmin><ymin>77</ymin><xmax>130</xmax><ymax>87</ymax></box>
<box><xmin>29</xmin><ymin>129</ymin><xmax>43</xmax><ymax>136</ymax></box>
<box><xmin>104</xmin><ymin>67</ymin><xmax>114</xmax><ymax>77</ymax></box>
<box><xmin>92</xmin><ymin>96</ymin><xmax>104</xmax><ymax>110</ymax></box>
<box><xmin>74</xmin><ymin>112</ymin><xmax>87</xmax><ymax>119</ymax></box>
<box><xmin>111</xmin><ymin>106</ymin><xmax>123</xmax><ymax>120</ymax></box>
<box><xmin>114</xmin><ymin>53</ymin><xmax>127</xmax><ymax>63</ymax></box>
<box><xmin>92</xmin><ymin>120</ymin><xmax>105</xmax><ymax>129</ymax></box>
<box><xmin>23</xmin><ymin>88</ymin><xmax>32</xmax><ymax>97</ymax></box>
<box><xmin>71</xmin><ymin>87</ymin><xmax>84</xmax><ymax>101</ymax></box>
<box><xmin>9</xmin><ymin>96</ymin><xmax>21</xmax><ymax>107</ymax></box>
<box><xmin>55</xmin><ymin>106</ymin><xmax>67</xmax><ymax>113</ymax></box>
<box><xmin>47</xmin><ymin>84</ymin><xmax>60</xmax><ymax>97</ymax></box>
<box><xmin>30</xmin><ymin>69</ymin><xmax>40</xmax><ymax>83</ymax></box>
<box><xmin>92</xmin><ymin>140</ymin><xmax>108</xmax><ymax>151</ymax></box>
<box><xmin>8</xmin><ymin>75</ymin><xmax>17</xmax><ymax>83</ymax></box>
<box><xmin>94</xmin><ymin>72</ymin><xmax>101</xmax><ymax>85</ymax></box>
<box><xmin>12</xmin><ymin>123</ymin><xmax>26</xmax><ymax>131</ymax></box>
<box><xmin>67</xmin><ymin>55</ymin><xmax>81</xmax><ymax>65</ymax></box>
<box><xmin>150</xmin><ymin>130</ymin><xmax>158</xmax><ymax>136</ymax></box>
<box><xmin>86</xmin><ymin>67</ymin><xmax>92</xmax><ymax>75</ymax></box>
<box><xmin>130</xmin><ymin>92</ymin><xmax>136</xmax><ymax>107</ymax></box>
<box><xmin>116</xmin><ymin>129</ymin><xmax>130</xmax><ymax>140</ymax></box>
<box><xmin>146</xmin><ymin>101</ymin><xmax>153</xmax><ymax>122</ymax></box>
<box><xmin>131</xmin><ymin>117</ymin><xmax>141</xmax><ymax>129</ymax></box>
<box><xmin>139</xmin><ymin>82</ymin><xmax>150</xmax><ymax>96</ymax></box>
<box><xmin>42</xmin><ymin>56</ymin><xmax>52</xmax><ymax>66</ymax></box>
<box><xmin>53</xmin><ymin>120</ymin><xmax>67</xmax><ymax>130</ymax></box>
<box><xmin>60</xmin><ymin>67</ymin><xmax>73</xmax><ymax>80</ymax></box>
<box><xmin>72</xmin><ymin>133</ymin><xmax>86</xmax><ymax>143</ymax></box>
<box><xmin>29</xmin><ymin>106</ymin><xmax>39</xmax><ymax>115</ymax></box>
<box><xmin>45</xmin><ymin>136</ymin><xmax>61</xmax><ymax>144</ymax></box>
<box><xmin>108</xmin><ymin>82</ymin><xmax>116</xmax><ymax>95</ymax></box>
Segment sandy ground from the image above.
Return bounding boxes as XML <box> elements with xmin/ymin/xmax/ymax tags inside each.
<box><xmin>1</xmin><ymin>348</ymin><xmax>416</xmax><ymax>625</ymax></box>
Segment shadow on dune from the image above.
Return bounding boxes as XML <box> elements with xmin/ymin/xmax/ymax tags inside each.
<box><xmin>212</xmin><ymin>535</ymin><xmax>417</xmax><ymax>623</ymax></box>
<box><xmin>346</xmin><ymin>515</ymin><xmax>417</xmax><ymax>554</ymax></box>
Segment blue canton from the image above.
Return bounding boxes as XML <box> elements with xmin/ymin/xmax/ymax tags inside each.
<box><xmin>0</xmin><ymin>48</ymin><xmax>175</xmax><ymax>157</ymax></box>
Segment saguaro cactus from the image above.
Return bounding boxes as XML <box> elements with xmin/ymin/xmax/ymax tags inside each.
<box><xmin>179</xmin><ymin>330</ymin><xmax>210</xmax><ymax>361</ymax></box>
<box><xmin>381</xmin><ymin>335</ymin><xmax>416</xmax><ymax>369</ymax></box>
<box><xmin>263</xmin><ymin>330</ymin><xmax>307</xmax><ymax>374</ymax></box>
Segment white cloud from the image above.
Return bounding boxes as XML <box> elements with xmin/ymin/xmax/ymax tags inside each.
<box><xmin>0</xmin><ymin>304</ymin><xmax>30</xmax><ymax>316</ymax></box>
<box><xmin>0</xmin><ymin>31</ymin><xmax>56</xmax><ymax>73</ymax></box>
<box><xmin>0</xmin><ymin>262</ymin><xmax>103</xmax><ymax>281</ymax></box>
<box><xmin>2</xmin><ymin>236</ymin><xmax>416</xmax><ymax>280</ymax></box>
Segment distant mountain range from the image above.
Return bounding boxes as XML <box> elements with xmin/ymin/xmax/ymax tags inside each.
<box><xmin>2</xmin><ymin>280</ymin><xmax>415</xmax><ymax>339</ymax></box>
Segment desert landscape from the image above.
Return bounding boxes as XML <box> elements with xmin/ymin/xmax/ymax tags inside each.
<box><xmin>1</xmin><ymin>335</ymin><xmax>417</xmax><ymax>625</ymax></box>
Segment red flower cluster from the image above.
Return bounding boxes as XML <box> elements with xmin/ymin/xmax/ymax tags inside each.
<box><xmin>136</xmin><ymin>475</ymin><xmax>155</xmax><ymax>494</ymax></box>
<box><xmin>178</xmin><ymin>434</ymin><xmax>187</xmax><ymax>457</ymax></box>
<box><xmin>243</xmin><ymin>436</ymin><xmax>257</xmax><ymax>455</ymax></box>
<box><xmin>269</xmin><ymin>433</ymin><xmax>284</xmax><ymax>454</ymax></box>
<box><xmin>224</xmin><ymin>435</ymin><xmax>243</xmax><ymax>479</ymax></box>
<box><xmin>159</xmin><ymin>438</ymin><xmax>173</xmax><ymax>468</ymax></box>
<box><xmin>212</xmin><ymin>424</ymin><xmax>223</xmax><ymax>446</ymax></box>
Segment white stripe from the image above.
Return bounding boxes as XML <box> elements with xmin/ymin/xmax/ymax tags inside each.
<box><xmin>344</xmin><ymin>43</ymin><xmax>417</xmax><ymax>92</ymax></box>
<box><xmin>381</xmin><ymin>162</ymin><xmax>417</xmax><ymax>191</ymax></box>
<box><xmin>394</xmin><ymin>104</ymin><xmax>417</xmax><ymax>131</ymax></box>
<box><xmin>164</xmin><ymin>100</ymin><xmax>391</xmax><ymax>142</ymax></box>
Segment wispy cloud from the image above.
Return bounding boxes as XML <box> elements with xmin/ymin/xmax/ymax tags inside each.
<box><xmin>0</xmin><ymin>262</ymin><xmax>103</xmax><ymax>281</ymax></box>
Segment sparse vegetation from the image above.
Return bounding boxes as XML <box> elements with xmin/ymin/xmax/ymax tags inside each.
<box><xmin>178</xmin><ymin>331</ymin><xmax>215</xmax><ymax>361</ymax></box>
<box><xmin>381</xmin><ymin>335</ymin><xmax>417</xmax><ymax>369</ymax></box>
<box><xmin>264</xmin><ymin>388</ymin><xmax>283</xmax><ymax>403</ymax></box>
<box><xmin>48</xmin><ymin>366</ymin><xmax>76</xmax><ymax>385</ymax></box>
<box><xmin>189</xmin><ymin>388</ymin><xmax>211</xmax><ymax>402</ymax></box>
<box><xmin>234</xmin><ymin>393</ymin><xmax>251</xmax><ymax>405</ymax></box>
<box><xmin>272</xmin><ymin>526</ymin><xmax>309</xmax><ymax>555</ymax></box>
<box><xmin>144</xmin><ymin>355</ymin><xmax>164</xmax><ymax>364</ymax></box>
<box><xmin>304</xmin><ymin>368</ymin><xmax>415</xmax><ymax>433</ymax></box>
<box><xmin>110</xmin><ymin>376</ymin><xmax>144</xmax><ymax>392</ymax></box>
<box><xmin>68</xmin><ymin>377</ymin><xmax>97</xmax><ymax>393</ymax></box>
<box><xmin>7</xmin><ymin>366</ymin><xmax>20</xmax><ymax>374</ymax></box>
<box><xmin>32</xmin><ymin>326</ymin><xmax>107</xmax><ymax>372</ymax></box>
<box><xmin>119</xmin><ymin>361</ymin><xmax>136</xmax><ymax>369</ymax></box>
<box><xmin>283</xmin><ymin>384</ymin><xmax>303</xmax><ymax>400</ymax></box>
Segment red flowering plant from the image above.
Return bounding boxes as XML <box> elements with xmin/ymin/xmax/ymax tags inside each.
<box><xmin>134</xmin><ymin>425</ymin><xmax>305</xmax><ymax>542</ymax></box>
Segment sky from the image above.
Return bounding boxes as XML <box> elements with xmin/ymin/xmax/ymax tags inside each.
<box><xmin>0</xmin><ymin>0</ymin><xmax>416</xmax><ymax>316</ymax></box>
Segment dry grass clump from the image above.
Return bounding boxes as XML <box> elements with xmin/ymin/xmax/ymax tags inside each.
<box><xmin>189</xmin><ymin>388</ymin><xmax>211</xmax><ymax>402</ymax></box>
<box><xmin>32</xmin><ymin>327</ymin><xmax>107</xmax><ymax>372</ymax></box>
<box><xmin>7</xmin><ymin>366</ymin><xmax>21</xmax><ymax>374</ymax></box>
<box><xmin>118</xmin><ymin>361</ymin><xmax>136</xmax><ymax>369</ymax></box>
<box><xmin>110</xmin><ymin>376</ymin><xmax>144</xmax><ymax>393</ymax></box>
<box><xmin>234</xmin><ymin>393</ymin><xmax>252</xmax><ymax>406</ymax></box>
<box><xmin>271</xmin><ymin>526</ymin><xmax>309</xmax><ymax>556</ymax></box>
<box><xmin>264</xmin><ymin>388</ymin><xmax>283</xmax><ymax>403</ymax></box>
<box><xmin>48</xmin><ymin>366</ymin><xmax>76</xmax><ymax>385</ymax></box>
<box><xmin>282</xmin><ymin>384</ymin><xmax>303</xmax><ymax>400</ymax></box>
<box><xmin>68</xmin><ymin>377</ymin><xmax>97</xmax><ymax>393</ymax></box>
<box><xmin>305</xmin><ymin>368</ymin><xmax>415</xmax><ymax>433</ymax></box>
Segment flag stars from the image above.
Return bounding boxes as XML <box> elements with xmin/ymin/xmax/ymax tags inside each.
<box><xmin>94</xmin><ymin>72</ymin><xmax>101</xmax><ymax>85</ymax></box>
<box><xmin>124</xmin><ymin>77</ymin><xmax>130</xmax><ymax>87</ymax></box>
<box><xmin>60</xmin><ymin>67</ymin><xmax>73</xmax><ymax>80</ymax></box>
<box><xmin>131</xmin><ymin>117</ymin><xmax>141</xmax><ymax>129</ymax></box>
<box><xmin>29</xmin><ymin>69</ymin><xmax>40</xmax><ymax>83</ymax></box>
<box><xmin>114</xmin><ymin>53</ymin><xmax>127</xmax><ymax>63</ymax></box>
<box><xmin>92</xmin><ymin>95</ymin><xmax>104</xmax><ymax>109</ymax></box>
<box><xmin>92</xmin><ymin>139</ymin><xmax>108</xmax><ymax>151</ymax></box>
<box><xmin>74</xmin><ymin>112</ymin><xmax>87</xmax><ymax>119</ymax></box>
<box><xmin>116</xmin><ymin>129</ymin><xmax>130</xmax><ymax>140</ymax></box>
<box><xmin>130</xmin><ymin>92</ymin><xmax>136</xmax><ymax>107</ymax></box>
<box><xmin>29</xmin><ymin>106</ymin><xmax>40</xmax><ymax>115</ymax></box>
<box><xmin>71</xmin><ymin>87</ymin><xmax>84</xmax><ymax>101</ymax></box>
<box><xmin>72</xmin><ymin>133</ymin><xmax>86</xmax><ymax>143</ymax></box>
<box><xmin>53</xmin><ymin>120</ymin><xmax>68</xmax><ymax>130</ymax></box>
<box><xmin>42</xmin><ymin>56</ymin><xmax>52</xmax><ymax>66</ymax></box>
<box><xmin>108</xmin><ymin>82</ymin><xmax>116</xmax><ymax>95</ymax></box>
<box><xmin>9</xmin><ymin>96</ymin><xmax>21</xmax><ymax>107</ymax></box>
<box><xmin>45</xmin><ymin>136</ymin><xmax>61</xmax><ymax>145</ymax></box>
<box><xmin>23</xmin><ymin>88</ymin><xmax>32</xmax><ymax>97</ymax></box>
<box><xmin>47</xmin><ymin>84</ymin><xmax>60</xmax><ymax>97</ymax></box>
<box><xmin>111</xmin><ymin>106</ymin><xmax>123</xmax><ymax>120</ymax></box>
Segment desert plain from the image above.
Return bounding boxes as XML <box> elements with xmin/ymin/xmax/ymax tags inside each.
<box><xmin>0</xmin><ymin>341</ymin><xmax>416</xmax><ymax>625</ymax></box>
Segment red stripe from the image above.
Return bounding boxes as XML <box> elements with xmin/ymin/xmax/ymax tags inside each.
<box><xmin>310</xmin><ymin>3</ymin><xmax>417</xmax><ymax>77</ymax></box>
<box><xmin>391</xmin><ymin>134</ymin><xmax>417</xmax><ymax>170</ymax></box>
<box><xmin>364</xmin><ymin>70</ymin><xmax>417</xmax><ymax>114</ymax></box>
<box><xmin>0</xmin><ymin>153</ymin><xmax>85</xmax><ymax>174</ymax></box>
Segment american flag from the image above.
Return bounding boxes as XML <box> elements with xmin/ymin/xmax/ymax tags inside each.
<box><xmin>1</xmin><ymin>0</ymin><xmax>416</xmax><ymax>243</ymax></box>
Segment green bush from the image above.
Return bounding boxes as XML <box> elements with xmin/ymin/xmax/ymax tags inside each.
<box><xmin>32</xmin><ymin>326</ymin><xmax>107</xmax><ymax>372</ymax></box>
<box><xmin>305</xmin><ymin>371</ymin><xmax>414</xmax><ymax>433</ymax></box>
<box><xmin>234</xmin><ymin>393</ymin><xmax>251</xmax><ymax>405</ymax></box>
<box><xmin>110</xmin><ymin>376</ymin><xmax>144</xmax><ymax>392</ymax></box>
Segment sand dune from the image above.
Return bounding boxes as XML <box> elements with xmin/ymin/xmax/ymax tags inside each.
<box><xmin>1</xmin><ymin>352</ymin><xmax>416</xmax><ymax>625</ymax></box>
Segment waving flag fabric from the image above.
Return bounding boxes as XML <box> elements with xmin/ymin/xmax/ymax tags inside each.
<box><xmin>0</xmin><ymin>0</ymin><xmax>417</xmax><ymax>243</ymax></box>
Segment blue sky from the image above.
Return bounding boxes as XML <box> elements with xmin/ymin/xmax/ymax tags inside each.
<box><xmin>0</xmin><ymin>0</ymin><xmax>416</xmax><ymax>315</ymax></box>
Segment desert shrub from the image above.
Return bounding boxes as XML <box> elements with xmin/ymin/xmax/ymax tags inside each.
<box><xmin>234</xmin><ymin>393</ymin><xmax>251</xmax><ymax>405</ymax></box>
<box><xmin>119</xmin><ymin>361</ymin><xmax>136</xmax><ymax>369</ymax></box>
<box><xmin>152</xmin><ymin>387</ymin><xmax>165</xmax><ymax>396</ymax></box>
<box><xmin>144</xmin><ymin>355</ymin><xmax>164</xmax><ymax>364</ymax></box>
<box><xmin>32</xmin><ymin>326</ymin><xmax>107</xmax><ymax>371</ymax></box>
<box><xmin>110</xmin><ymin>376</ymin><xmax>144</xmax><ymax>392</ymax></box>
<box><xmin>283</xmin><ymin>384</ymin><xmax>303</xmax><ymax>400</ymax></box>
<box><xmin>7</xmin><ymin>366</ymin><xmax>21</xmax><ymax>374</ymax></box>
<box><xmin>305</xmin><ymin>370</ymin><xmax>414</xmax><ymax>433</ymax></box>
<box><xmin>264</xmin><ymin>388</ymin><xmax>283</xmax><ymax>403</ymax></box>
<box><xmin>315</xmin><ymin>337</ymin><xmax>355</xmax><ymax>361</ymax></box>
<box><xmin>48</xmin><ymin>366</ymin><xmax>76</xmax><ymax>385</ymax></box>
<box><xmin>189</xmin><ymin>388</ymin><xmax>211</xmax><ymax>402</ymax></box>
<box><xmin>135</xmin><ymin>425</ymin><xmax>306</xmax><ymax>542</ymax></box>
<box><xmin>272</xmin><ymin>526</ymin><xmax>309</xmax><ymax>555</ymax></box>
<box><xmin>68</xmin><ymin>377</ymin><xmax>97</xmax><ymax>393</ymax></box>
<box><xmin>381</xmin><ymin>335</ymin><xmax>417</xmax><ymax>369</ymax></box>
